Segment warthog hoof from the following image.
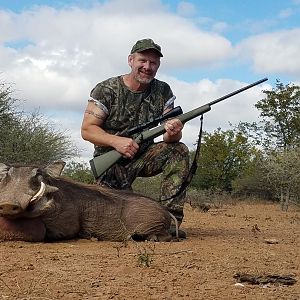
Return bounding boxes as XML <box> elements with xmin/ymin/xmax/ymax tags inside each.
<box><xmin>169</xmin><ymin>227</ymin><xmax>187</xmax><ymax>239</ymax></box>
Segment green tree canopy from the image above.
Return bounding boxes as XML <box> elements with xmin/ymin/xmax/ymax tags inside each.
<box><xmin>63</xmin><ymin>160</ymin><xmax>94</xmax><ymax>184</ymax></box>
<box><xmin>261</xmin><ymin>147</ymin><xmax>300</xmax><ymax>209</ymax></box>
<box><xmin>0</xmin><ymin>82</ymin><xmax>78</xmax><ymax>165</ymax></box>
<box><xmin>191</xmin><ymin>128</ymin><xmax>258</xmax><ymax>191</ymax></box>
<box><xmin>238</xmin><ymin>80</ymin><xmax>300</xmax><ymax>150</ymax></box>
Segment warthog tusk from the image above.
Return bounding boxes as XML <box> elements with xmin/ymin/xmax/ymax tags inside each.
<box><xmin>30</xmin><ymin>181</ymin><xmax>46</xmax><ymax>203</ymax></box>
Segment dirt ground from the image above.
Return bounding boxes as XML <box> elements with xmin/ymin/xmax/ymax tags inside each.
<box><xmin>0</xmin><ymin>201</ymin><xmax>299</xmax><ymax>300</ymax></box>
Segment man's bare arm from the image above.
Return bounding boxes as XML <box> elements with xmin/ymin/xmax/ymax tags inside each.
<box><xmin>81</xmin><ymin>101</ymin><xmax>139</xmax><ymax>158</ymax></box>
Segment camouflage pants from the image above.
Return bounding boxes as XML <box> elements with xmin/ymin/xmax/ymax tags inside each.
<box><xmin>97</xmin><ymin>142</ymin><xmax>190</xmax><ymax>223</ymax></box>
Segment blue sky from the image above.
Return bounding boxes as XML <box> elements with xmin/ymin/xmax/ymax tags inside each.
<box><xmin>2</xmin><ymin>0</ymin><xmax>298</xmax><ymax>82</ymax></box>
<box><xmin>0</xmin><ymin>0</ymin><xmax>299</xmax><ymax>162</ymax></box>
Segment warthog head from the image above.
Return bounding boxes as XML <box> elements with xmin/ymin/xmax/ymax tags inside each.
<box><xmin>0</xmin><ymin>161</ymin><xmax>65</xmax><ymax>218</ymax></box>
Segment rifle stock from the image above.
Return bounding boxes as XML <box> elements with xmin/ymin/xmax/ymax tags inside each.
<box><xmin>90</xmin><ymin>77</ymin><xmax>268</xmax><ymax>179</ymax></box>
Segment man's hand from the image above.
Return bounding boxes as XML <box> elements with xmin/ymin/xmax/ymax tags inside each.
<box><xmin>164</xmin><ymin>118</ymin><xmax>183</xmax><ymax>136</ymax></box>
<box><xmin>113</xmin><ymin>137</ymin><xmax>139</xmax><ymax>159</ymax></box>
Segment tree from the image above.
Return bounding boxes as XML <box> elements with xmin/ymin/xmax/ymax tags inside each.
<box><xmin>238</xmin><ymin>80</ymin><xmax>300</xmax><ymax>150</ymax></box>
<box><xmin>261</xmin><ymin>147</ymin><xmax>300</xmax><ymax>210</ymax></box>
<box><xmin>191</xmin><ymin>128</ymin><xmax>258</xmax><ymax>191</ymax></box>
<box><xmin>0</xmin><ymin>83</ymin><xmax>18</xmax><ymax>145</ymax></box>
<box><xmin>63</xmin><ymin>160</ymin><xmax>94</xmax><ymax>184</ymax></box>
<box><xmin>0</xmin><ymin>82</ymin><xmax>78</xmax><ymax>165</ymax></box>
<box><xmin>233</xmin><ymin>80</ymin><xmax>300</xmax><ymax>203</ymax></box>
<box><xmin>232</xmin><ymin>152</ymin><xmax>273</xmax><ymax>200</ymax></box>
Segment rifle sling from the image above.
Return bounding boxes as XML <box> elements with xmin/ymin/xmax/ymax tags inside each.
<box><xmin>164</xmin><ymin>114</ymin><xmax>204</xmax><ymax>201</ymax></box>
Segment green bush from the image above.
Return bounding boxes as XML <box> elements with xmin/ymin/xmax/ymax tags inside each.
<box><xmin>132</xmin><ymin>175</ymin><xmax>162</xmax><ymax>200</ymax></box>
<box><xmin>63</xmin><ymin>160</ymin><xmax>95</xmax><ymax>184</ymax></box>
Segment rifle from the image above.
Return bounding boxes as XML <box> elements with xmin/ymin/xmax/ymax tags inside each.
<box><xmin>126</xmin><ymin>105</ymin><xmax>183</xmax><ymax>136</ymax></box>
<box><xmin>90</xmin><ymin>77</ymin><xmax>268</xmax><ymax>179</ymax></box>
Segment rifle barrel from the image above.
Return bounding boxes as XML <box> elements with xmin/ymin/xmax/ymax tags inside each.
<box><xmin>209</xmin><ymin>77</ymin><xmax>268</xmax><ymax>106</ymax></box>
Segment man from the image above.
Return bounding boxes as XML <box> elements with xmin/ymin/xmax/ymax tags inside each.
<box><xmin>81</xmin><ymin>38</ymin><xmax>189</xmax><ymax>237</ymax></box>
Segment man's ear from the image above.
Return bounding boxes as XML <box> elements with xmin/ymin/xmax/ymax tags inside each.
<box><xmin>128</xmin><ymin>54</ymin><xmax>133</xmax><ymax>67</ymax></box>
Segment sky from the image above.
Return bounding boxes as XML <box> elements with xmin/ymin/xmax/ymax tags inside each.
<box><xmin>0</xmin><ymin>0</ymin><xmax>299</xmax><ymax>164</ymax></box>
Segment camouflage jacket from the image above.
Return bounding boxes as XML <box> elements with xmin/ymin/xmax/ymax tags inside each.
<box><xmin>90</xmin><ymin>76</ymin><xmax>175</xmax><ymax>157</ymax></box>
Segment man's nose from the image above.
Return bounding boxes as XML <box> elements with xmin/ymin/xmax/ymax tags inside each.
<box><xmin>143</xmin><ymin>61</ymin><xmax>151</xmax><ymax>69</ymax></box>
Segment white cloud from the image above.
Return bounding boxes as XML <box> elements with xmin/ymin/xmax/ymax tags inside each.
<box><xmin>0</xmin><ymin>2</ymin><xmax>234</xmax><ymax>113</ymax></box>
<box><xmin>278</xmin><ymin>8</ymin><xmax>293</xmax><ymax>18</ymax></box>
<box><xmin>211</xmin><ymin>21</ymin><xmax>229</xmax><ymax>33</ymax></box>
<box><xmin>236</xmin><ymin>29</ymin><xmax>300</xmax><ymax>77</ymax></box>
<box><xmin>157</xmin><ymin>76</ymin><xmax>269</xmax><ymax>149</ymax></box>
<box><xmin>50</xmin><ymin>112</ymin><xmax>94</xmax><ymax>162</ymax></box>
<box><xmin>177</xmin><ymin>1</ymin><xmax>197</xmax><ymax>17</ymax></box>
<box><xmin>0</xmin><ymin>0</ymin><xmax>297</xmax><ymax>163</ymax></box>
<box><xmin>184</xmin><ymin>79</ymin><xmax>265</xmax><ymax>125</ymax></box>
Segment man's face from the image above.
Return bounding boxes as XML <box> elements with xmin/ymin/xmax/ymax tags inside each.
<box><xmin>128</xmin><ymin>50</ymin><xmax>161</xmax><ymax>84</ymax></box>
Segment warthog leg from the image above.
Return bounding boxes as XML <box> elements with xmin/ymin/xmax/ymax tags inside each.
<box><xmin>169</xmin><ymin>212</ymin><xmax>179</xmax><ymax>239</ymax></box>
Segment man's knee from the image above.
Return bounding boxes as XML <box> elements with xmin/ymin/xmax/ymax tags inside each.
<box><xmin>166</xmin><ymin>142</ymin><xmax>189</xmax><ymax>173</ymax></box>
<box><xmin>172</xmin><ymin>142</ymin><xmax>189</xmax><ymax>156</ymax></box>
<box><xmin>161</xmin><ymin>142</ymin><xmax>189</xmax><ymax>161</ymax></box>
<box><xmin>164</xmin><ymin>141</ymin><xmax>188</xmax><ymax>152</ymax></box>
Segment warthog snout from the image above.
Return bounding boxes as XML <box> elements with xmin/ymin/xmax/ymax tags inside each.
<box><xmin>0</xmin><ymin>202</ymin><xmax>23</xmax><ymax>215</ymax></box>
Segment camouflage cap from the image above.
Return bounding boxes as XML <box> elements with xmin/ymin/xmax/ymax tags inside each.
<box><xmin>130</xmin><ymin>38</ymin><xmax>163</xmax><ymax>57</ymax></box>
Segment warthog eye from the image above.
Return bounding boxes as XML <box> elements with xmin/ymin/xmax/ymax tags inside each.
<box><xmin>29</xmin><ymin>176</ymin><xmax>40</xmax><ymax>190</ymax></box>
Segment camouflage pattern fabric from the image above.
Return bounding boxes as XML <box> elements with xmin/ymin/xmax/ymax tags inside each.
<box><xmin>91</xmin><ymin>76</ymin><xmax>189</xmax><ymax>222</ymax></box>
<box><xmin>98</xmin><ymin>142</ymin><xmax>190</xmax><ymax>223</ymax></box>
<box><xmin>90</xmin><ymin>76</ymin><xmax>174</xmax><ymax>157</ymax></box>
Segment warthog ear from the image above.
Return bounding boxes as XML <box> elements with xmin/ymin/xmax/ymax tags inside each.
<box><xmin>0</xmin><ymin>163</ymin><xmax>9</xmax><ymax>180</ymax></box>
<box><xmin>45</xmin><ymin>160</ymin><xmax>66</xmax><ymax>178</ymax></box>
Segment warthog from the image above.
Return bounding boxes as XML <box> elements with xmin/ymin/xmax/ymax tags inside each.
<box><xmin>0</xmin><ymin>161</ymin><xmax>177</xmax><ymax>242</ymax></box>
